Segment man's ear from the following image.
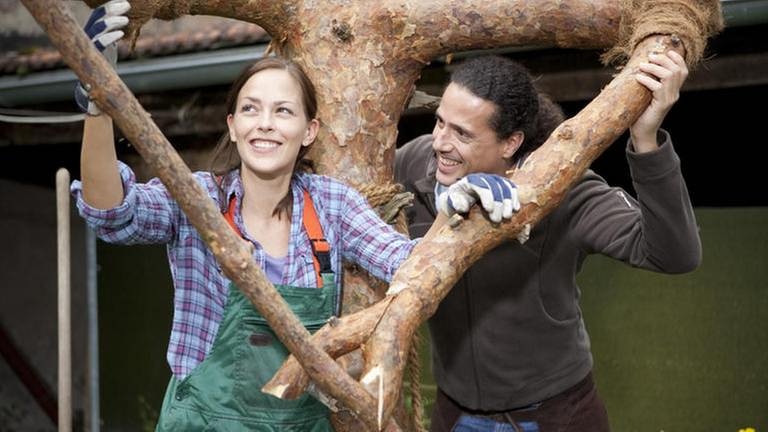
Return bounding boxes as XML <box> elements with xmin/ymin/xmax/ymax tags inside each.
<box><xmin>502</xmin><ymin>131</ymin><xmax>524</xmax><ymax>159</ymax></box>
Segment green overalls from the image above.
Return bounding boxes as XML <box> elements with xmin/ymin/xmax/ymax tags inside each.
<box><xmin>156</xmin><ymin>191</ymin><xmax>336</xmax><ymax>431</ymax></box>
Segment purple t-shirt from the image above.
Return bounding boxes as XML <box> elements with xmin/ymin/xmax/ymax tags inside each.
<box><xmin>264</xmin><ymin>253</ymin><xmax>287</xmax><ymax>285</ymax></box>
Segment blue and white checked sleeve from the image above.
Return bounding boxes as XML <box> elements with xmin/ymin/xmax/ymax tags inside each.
<box><xmin>71</xmin><ymin>161</ymin><xmax>188</xmax><ymax>245</ymax></box>
<box><xmin>338</xmin><ymin>184</ymin><xmax>418</xmax><ymax>282</ymax></box>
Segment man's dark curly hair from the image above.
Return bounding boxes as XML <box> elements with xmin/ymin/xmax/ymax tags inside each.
<box><xmin>450</xmin><ymin>55</ymin><xmax>563</xmax><ymax>164</ymax></box>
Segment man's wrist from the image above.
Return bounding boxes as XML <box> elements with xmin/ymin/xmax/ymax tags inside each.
<box><xmin>630</xmin><ymin>131</ymin><xmax>660</xmax><ymax>153</ymax></box>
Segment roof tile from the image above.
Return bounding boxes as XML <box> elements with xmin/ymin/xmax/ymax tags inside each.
<box><xmin>0</xmin><ymin>20</ymin><xmax>268</xmax><ymax>76</ymax></box>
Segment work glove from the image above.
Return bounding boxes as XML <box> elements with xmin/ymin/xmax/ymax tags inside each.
<box><xmin>74</xmin><ymin>0</ymin><xmax>131</xmax><ymax>115</ymax></box>
<box><xmin>437</xmin><ymin>173</ymin><xmax>520</xmax><ymax>223</ymax></box>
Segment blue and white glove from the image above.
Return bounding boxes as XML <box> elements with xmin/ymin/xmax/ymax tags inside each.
<box><xmin>74</xmin><ymin>0</ymin><xmax>131</xmax><ymax>115</ymax></box>
<box><xmin>437</xmin><ymin>173</ymin><xmax>520</xmax><ymax>223</ymax></box>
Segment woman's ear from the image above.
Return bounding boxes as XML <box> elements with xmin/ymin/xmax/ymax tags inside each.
<box><xmin>502</xmin><ymin>131</ymin><xmax>524</xmax><ymax>159</ymax></box>
<box><xmin>226</xmin><ymin>114</ymin><xmax>236</xmax><ymax>142</ymax></box>
<box><xmin>303</xmin><ymin>118</ymin><xmax>320</xmax><ymax>147</ymax></box>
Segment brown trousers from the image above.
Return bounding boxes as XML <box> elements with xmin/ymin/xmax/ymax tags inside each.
<box><xmin>430</xmin><ymin>372</ymin><xmax>610</xmax><ymax>432</ymax></box>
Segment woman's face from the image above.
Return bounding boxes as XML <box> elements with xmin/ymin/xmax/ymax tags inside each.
<box><xmin>226</xmin><ymin>68</ymin><xmax>319</xmax><ymax>180</ymax></box>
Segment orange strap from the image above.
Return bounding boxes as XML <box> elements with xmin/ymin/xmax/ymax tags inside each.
<box><xmin>302</xmin><ymin>190</ymin><xmax>332</xmax><ymax>288</ymax></box>
<box><xmin>222</xmin><ymin>190</ymin><xmax>330</xmax><ymax>288</ymax></box>
<box><xmin>223</xmin><ymin>194</ymin><xmax>239</xmax><ymax>235</ymax></box>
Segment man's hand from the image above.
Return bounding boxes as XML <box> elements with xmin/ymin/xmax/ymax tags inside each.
<box><xmin>74</xmin><ymin>0</ymin><xmax>130</xmax><ymax>116</ymax></box>
<box><xmin>631</xmin><ymin>50</ymin><xmax>688</xmax><ymax>152</ymax></box>
<box><xmin>437</xmin><ymin>173</ymin><xmax>520</xmax><ymax>223</ymax></box>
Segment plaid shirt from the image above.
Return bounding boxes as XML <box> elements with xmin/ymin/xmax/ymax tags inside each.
<box><xmin>72</xmin><ymin>162</ymin><xmax>417</xmax><ymax>378</ymax></box>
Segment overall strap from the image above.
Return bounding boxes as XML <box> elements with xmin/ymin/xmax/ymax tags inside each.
<box><xmin>223</xmin><ymin>194</ymin><xmax>240</xmax><ymax>236</ymax></box>
<box><xmin>218</xmin><ymin>175</ymin><xmax>242</xmax><ymax>237</ymax></box>
<box><xmin>221</xmin><ymin>190</ymin><xmax>331</xmax><ymax>288</ymax></box>
<box><xmin>302</xmin><ymin>190</ymin><xmax>332</xmax><ymax>288</ymax></box>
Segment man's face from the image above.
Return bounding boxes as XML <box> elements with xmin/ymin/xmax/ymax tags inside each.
<box><xmin>432</xmin><ymin>83</ymin><xmax>513</xmax><ymax>185</ymax></box>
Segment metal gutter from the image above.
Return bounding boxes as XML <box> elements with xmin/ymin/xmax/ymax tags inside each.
<box><xmin>0</xmin><ymin>0</ymin><xmax>765</xmax><ymax>108</ymax></box>
<box><xmin>721</xmin><ymin>0</ymin><xmax>768</xmax><ymax>26</ymax></box>
<box><xmin>0</xmin><ymin>44</ymin><xmax>266</xmax><ymax>107</ymax></box>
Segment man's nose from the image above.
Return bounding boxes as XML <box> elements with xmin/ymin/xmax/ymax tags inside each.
<box><xmin>432</xmin><ymin>126</ymin><xmax>450</xmax><ymax>151</ymax></box>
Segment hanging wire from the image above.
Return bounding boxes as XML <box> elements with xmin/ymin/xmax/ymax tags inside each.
<box><xmin>0</xmin><ymin>108</ymin><xmax>85</xmax><ymax>124</ymax></box>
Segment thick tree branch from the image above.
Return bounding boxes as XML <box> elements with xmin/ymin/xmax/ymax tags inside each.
<box><xmin>404</xmin><ymin>0</ymin><xmax>622</xmax><ymax>59</ymax></box>
<box><xmin>361</xmin><ymin>38</ymin><xmax>685</xmax><ymax>423</ymax></box>
<box><xmin>82</xmin><ymin>0</ymin><xmax>293</xmax><ymax>38</ymax></box>
<box><xmin>266</xmin><ymin>36</ymin><xmax>686</xmax><ymax>421</ymax></box>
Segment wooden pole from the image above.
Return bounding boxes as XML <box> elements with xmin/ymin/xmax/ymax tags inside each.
<box><xmin>56</xmin><ymin>168</ymin><xmax>72</xmax><ymax>432</ymax></box>
<box><xmin>85</xmin><ymin>227</ymin><xmax>100</xmax><ymax>432</ymax></box>
<box><xmin>22</xmin><ymin>2</ymin><xmax>392</xmax><ymax>429</ymax></box>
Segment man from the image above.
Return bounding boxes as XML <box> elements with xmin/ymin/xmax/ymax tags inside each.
<box><xmin>395</xmin><ymin>54</ymin><xmax>701</xmax><ymax>431</ymax></box>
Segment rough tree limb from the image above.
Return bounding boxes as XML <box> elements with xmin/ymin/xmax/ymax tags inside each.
<box><xmin>359</xmin><ymin>35</ymin><xmax>688</xmax><ymax>422</ymax></box>
<box><xmin>264</xmin><ymin>35</ymin><xmax>686</xmax><ymax>419</ymax></box>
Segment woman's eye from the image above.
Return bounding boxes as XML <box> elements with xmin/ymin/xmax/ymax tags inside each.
<box><xmin>277</xmin><ymin>107</ymin><xmax>293</xmax><ymax>115</ymax></box>
<box><xmin>241</xmin><ymin>104</ymin><xmax>256</xmax><ymax>112</ymax></box>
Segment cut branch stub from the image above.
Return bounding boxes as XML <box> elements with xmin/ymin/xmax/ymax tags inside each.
<box><xmin>265</xmin><ymin>296</ymin><xmax>395</xmax><ymax>400</ymax></box>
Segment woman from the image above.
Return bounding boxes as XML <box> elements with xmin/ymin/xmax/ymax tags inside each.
<box><xmin>75</xmin><ymin>54</ymin><xmax>423</xmax><ymax>429</ymax></box>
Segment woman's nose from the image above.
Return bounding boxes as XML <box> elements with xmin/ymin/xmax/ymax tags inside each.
<box><xmin>257</xmin><ymin>112</ymin><xmax>275</xmax><ymax>131</ymax></box>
